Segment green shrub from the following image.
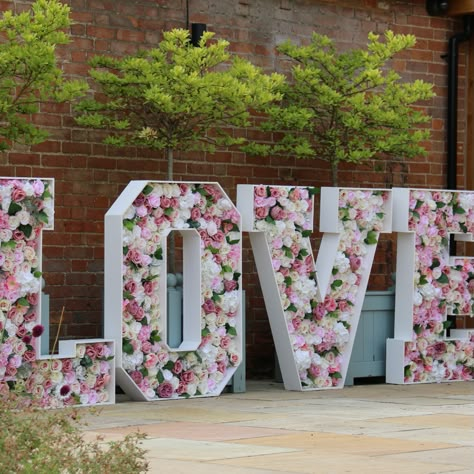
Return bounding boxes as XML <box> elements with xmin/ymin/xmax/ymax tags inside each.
<box><xmin>0</xmin><ymin>395</ymin><xmax>149</xmax><ymax>474</ymax></box>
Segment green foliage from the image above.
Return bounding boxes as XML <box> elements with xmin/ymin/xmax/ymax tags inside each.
<box><xmin>244</xmin><ymin>31</ymin><xmax>435</xmax><ymax>185</ymax></box>
<box><xmin>0</xmin><ymin>395</ymin><xmax>149</xmax><ymax>473</ymax></box>
<box><xmin>0</xmin><ymin>0</ymin><xmax>88</xmax><ymax>151</ymax></box>
<box><xmin>75</xmin><ymin>28</ymin><xmax>283</xmax><ymax>159</ymax></box>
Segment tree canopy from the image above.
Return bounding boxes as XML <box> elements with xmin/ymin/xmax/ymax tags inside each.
<box><xmin>75</xmin><ymin>28</ymin><xmax>284</xmax><ymax>178</ymax></box>
<box><xmin>244</xmin><ymin>31</ymin><xmax>435</xmax><ymax>185</ymax></box>
<box><xmin>0</xmin><ymin>0</ymin><xmax>87</xmax><ymax>151</ymax></box>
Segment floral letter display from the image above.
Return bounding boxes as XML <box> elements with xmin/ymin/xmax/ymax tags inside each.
<box><xmin>0</xmin><ymin>178</ymin><xmax>115</xmax><ymax>407</ymax></box>
<box><xmin>387</xmin><ymin>188</ymin><xmax>474</xmax><ymax>384</ymax></box>
<box><xmin>105</xmin><ymin>181</ymin><xmax>242</xmax><ymax>400</ymax></box>
<box><xmin>237</xmin><ymin>186</ymin><xmax>391</xmax><ymax>390</ymax></box>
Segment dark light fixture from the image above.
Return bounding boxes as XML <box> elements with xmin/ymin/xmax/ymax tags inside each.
<box><xmin>191</xmin><ymin>23</ymin><xmax>207</xmax><ymax>47</ymax></box>
<box><xmin>426</xmin><ymin>0</ymin><xmax>449</xmax><ymax>16</ymax></box>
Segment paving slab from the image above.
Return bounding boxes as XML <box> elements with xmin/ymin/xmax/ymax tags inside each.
<box><xmin>79</xmin><ymin>380</ymin><xmax>474</xmax><ymax>473</ymax></box>
<box><xmin>224</xmin><ymin>431</ymin><xmax>455</xmax><ymax>456</ymax></box>
<box><xmin>88</xmin><ymin>421</ymin><xmax>290</xmax><ymax>442</ymax></box>
<box><xmin>212</xmin><ymin>451</ymin><xmax>465</xmax><ymax>474</ymax></box>
<box><xmin>379</xmin><ymin>446</ymin><xmax>474</xmax><ymax>470</ymax></box>
<box><xmin>140</xmin><ymin>437</ymin><xmax>299</xmax><ymax>461</ymax></box>
<box><xmin>146</xmin><ymin>459</ymin><xmax>280</xmax><ymax>474</ymax></box>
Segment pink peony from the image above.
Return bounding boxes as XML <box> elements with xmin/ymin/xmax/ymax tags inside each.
<box><xmin>157</xmin><ymin>381</ymin><xmax>174</xmax><ymax>398</ymax></box>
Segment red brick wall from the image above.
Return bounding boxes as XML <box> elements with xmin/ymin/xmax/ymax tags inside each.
<box><xmin>0</xmin><ymin>0</ymin><xmax>467</xmax><ymax>377</ymax></box>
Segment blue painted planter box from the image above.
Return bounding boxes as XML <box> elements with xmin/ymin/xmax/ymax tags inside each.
<box><xmin>345</xmin><ymin>290</ymin><xmax>395</xmax><ymax>385</ymax></box>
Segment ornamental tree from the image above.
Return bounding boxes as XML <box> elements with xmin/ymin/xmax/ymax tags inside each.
<box><xmin>75</xmin><ymin>28</ymin><xmax>284</xmax><ymax>180</ymax></box>
<box><xmin>244</xmin><ymin>31</ymin><xmax>435</xmax><ymax>186</ymax></box>
<box><xmin>76</xmin><ymin>28</ymin><xmax>283</xmax><ymax>271</ymax></box>
<box><xmin>0</xmin><ymin>0</ymin><xmax>87</xmax><ymax>151</ymax></box>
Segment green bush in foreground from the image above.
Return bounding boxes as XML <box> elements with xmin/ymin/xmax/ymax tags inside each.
<box><xmin>0</xmin><ymin>395</ymin><xmax>149</xmax><ymax>474</ymax></box>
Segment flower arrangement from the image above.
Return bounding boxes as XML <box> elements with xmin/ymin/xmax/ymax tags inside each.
<box><xmin>121</xmin><ymin>182</ymin><xmax>241</xmax><ymax>398</ymax></box>
<box><xmin>253</xmin><ymin>186</ymin><xmax>388</xmax><ymax>388</ymax></box>
<box><xmin>0</xmin><ymin>178</ymin><xmax>113</xmax><ymax>407</ymax></box>
<box><xmin>403</xmin><ymin>189</ymin><xmax>474</xmax><ymax>383</ymax></box>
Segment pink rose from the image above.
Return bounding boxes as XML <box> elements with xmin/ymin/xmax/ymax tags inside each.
<box><xmin>130</xmin><ymin>370</ymin><xmax>143</xmax><ymax>384</ymax></box>
<box><xmin>23</xmin><ymin>350</ymin><xmax>36</xmax><ymax>363</ymax></box>
<box><xmin>338</xmin><ymin>300</ymin><xmax>349</xmax><ymax>312</ymax></box>
<box><xmin>12</xmin><ymin>188</ymin><xmax>26</xmax><ymax>202</ymax></box>
<box><xmin>172</xmin><ymin>360</ymin><xmax>183</xmax><ymax>374</ymax></box>
<box><xmin>255</xmin><ymin>206</ymin><xmax>269</xmax><ymax>219</ymax></box>
<box><xmin>143</xmin><ymin>280</ymin><xmax>155</xmax><ymax>296</ymax></box>
<box><xmin>270</xmin><ymin>206</ymin><xmax>285</xmax><ymax>220</ymax></box>
<box><xmin>94</xmin><ymin>374</ymin><xmax>110</xmax><ymax>390</ymax></box>
<box><xmin>324</xmin><ymin>297</ymin><xmax>337</xmax><ymax>312</ymax></box>
<box><xmin>181</xmin><ymin>370</ymin><xmax>195</xmax><ymax>383</ymax></box>
<box><xmin>146</xmin><ymin>194</ymin><xmax>160</xmax><ymax>208</ymax></box>
<box><xmin>224</xmin><ymin>280</ymin><xmax>237</xmax><ymax>292</ymax></box>
<box><xmin>124</xmin><ymin>280</ymin><xmax>137</xmax><ymax>294</ymax></box>
<box><xmin>27</xmin><ymin>293</ymin><xmax>39</xmax><ymax>305</ymax></box>
<box><xmin>269</xmin><ymin>187</ymin><xmax>282</xmax><ymax>198</ymax></box>
<box><xmin>32</xmin><ymin>180</ymin><xmax>45</xmax><ymax>197</ymax></box>
<box><xmin>176</xmin><ymin>381</ymin><xmax>187</xmax><ymax>395</ymax></box>
<box><xmin>160</xmin><ymin>196</ymin><xmax>171</xmax><ymax>208</ymax></box>
<box><xmin>212</xmin><ymin>230</ymin><xmax>225</xmax><ymax>243</ymax></box>
<box><xmin>144</xmin><ymin>353</ymin><xmax>159</xmax><ymax>369</ymax></box>
<box><xmin>85</xmin><ymin>345</ymin><xmax>98</xmax><ymax>359</ymax></box>
<box><xmin>141</xmin><ymin>341</ymin><xmax>152</xmax><ymax>353</ymax></box>
<box><xmin>254</xmin><ymin>186</ymin><xmax>267</xmax><ymax>198</ymax></box>
<box><xmin>95</xmin><ymin>343</ymin><xmax>108</xmax><ymax>358</ymax></box>
<box><xmin>220</xmin><ymin>335</ymin><xmax>231</xmax><ymax>350</ymax></box>
<box><xmin>133</xmin><ymin>195</ymin><xmax>145</xmax><ymax>207</ymax></box>
<box><xmin>202</xmin><ymin>299</ymin><xmax>216</xmax><ymax>314</ymax></box>
<box><xmin>179</xmin><ymin>183</ymin><xmax>189</xmax><ymax>195</ymax></box>
<box><xmin>24</xmin><ymin>311</ymin><xmax>37</xmax><ymax>322</ymax></box>
<box><xmin>349</xmin><ymin>255</ymin><xmax>361</xmax><ymax>272</ymax></box>
<box><xmin>126</xmin><ymin>249</ymin><xmax>143</xmax><ymax>266</ymax></box>
<box><xmin>191</xmin><ymin>207</ymin><xmax>201</xmax><ymax>221</ymax></box>
<box><xmin>157</xmin><ymin>381</ymin><xmax>174</xmax><ymax>398</ymax></box>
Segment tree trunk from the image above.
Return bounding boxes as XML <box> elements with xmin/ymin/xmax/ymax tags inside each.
<box><xmin>167</xmin><ymin>147</ymin><xmax>173</xmax><ymax>181</ymax></box>
<box><xmin>331</xmin><ymin>161</ymin><xmax>338</xmax><ymax>187</ymax></box>
<box><xmin>166</xmin><ymin>147</ymin><xmax>176</xmax><ymax>274</ymax></box>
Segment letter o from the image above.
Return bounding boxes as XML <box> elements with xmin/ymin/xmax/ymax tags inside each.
<box><xmin>105</xmin><ymin>181</ymin><xmax>242</xmax><ymax>400</ymax></box>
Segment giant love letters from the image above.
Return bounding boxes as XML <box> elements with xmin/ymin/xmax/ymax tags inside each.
<box><xmin>238</xmin><ymin>185</ymin><xmax>392</xmax><ymax>390</ymax></box>
<box><xmin>387</xmin><ymin>188</ymin><xmax>474</xmax><ymax>384</ymax></box>
<box><xmin>105</xmin><ymin>181</ymin><xmax>242</xmax><ymax>400</ymax></box>
<box><xmin>1</xmin><ymin>179</ymin><xmax>473</xmax><ymax>406</ymax></box>
<box><xmin>0</xmin><ymin>178</ymin><xmax>115</xmax><ymax>408</ymax></box>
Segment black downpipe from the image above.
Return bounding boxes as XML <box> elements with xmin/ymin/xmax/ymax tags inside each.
<box><xmin>446</xmin><ymin>17</ymin><xmax>473</xmax><ymax>333</ymax></box>
<box><xmin>447</xmin><ymin>16</ymin><xmax>473</xmax><ymax>191</ymax></box>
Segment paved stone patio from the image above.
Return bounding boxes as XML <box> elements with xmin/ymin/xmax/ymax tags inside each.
<box><xmin>82</xmin><ymin>380</ymin><xmax>474</xmax><ymax>473</ymax></box>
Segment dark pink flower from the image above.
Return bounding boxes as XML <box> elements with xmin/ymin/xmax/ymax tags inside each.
<box><xmin>224</xmin><ymin>280</ymin><xmax>237</xmax><ymax>292</ymax></box>
<box><xmin>181</xmin><ymin>370</ymin><xmax>195</xmax><ymax>383</ymax></box>
<box><xmin>172</xmin><ymin>360</ymin><xmax>183</xmax><ymax>374</ymax></box>
<box><xmin>86</xmin><ymin>344</ymin><xmax>98</xmax><ymax>359</ymax></box>
<box><xmin>157</xmin><ymin>381</ymin><xmax>174</xmax><ymax>398</ymax></box>
<box><xmin>32</xmin><ymin>325</ymin><xmax>44</xmax><ymax>338</ymax></box>
<box><xmin>59</xmin><ymin>384</ymin><xmax>71</xmax><ymax>398</ymax></box>
<box><xmin>12</xmin><ymin>187</ymin><xmax>26</xmax><ymax>202</ymax></box>
<box><xmin>254</xmin><ymin>185</ymin><xmax>267</xmax><ymax>198</ymax></box>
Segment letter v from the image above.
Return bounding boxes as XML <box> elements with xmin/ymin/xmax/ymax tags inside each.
<box><xmin>237</xmin><ymin>185</ymin><xmax>392</xmax><ymax>391</ymax></box>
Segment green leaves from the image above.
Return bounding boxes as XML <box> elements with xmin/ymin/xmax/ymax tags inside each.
<box><xmin>436</xmin><ymin>273</ymin><xmax>449</xmax><ymax>285</ymax></box>
<box><xmin>122</xmin><ymin>338</ymin><xmax>134</xmax><ymax>355</ymax></box>
<box><xmin>7</xmin><ymin>202</ymin><xmax>22</xmax><ymax>215</ymax></box>
<box><xmin>75</xmin><ymin>29</ymin><xmax>284</xmax><ymax>157</ymax></box>
<box><xmin>0</xmin><ymin>0</ymin><xmax>87</xmax><ymax>149</ymax></box>
<box><xmin>247</xmin><ymin>30</ymin><xmax>434</xmax><ymax>185</ymax></box>
<box><xmin>364</xmin><ymin>230</ymin><xmax>379</xmax><ymax>245</ymax></box>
